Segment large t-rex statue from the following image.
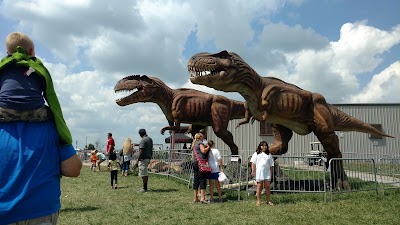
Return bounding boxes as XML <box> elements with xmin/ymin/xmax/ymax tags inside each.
<box><xmin>187</xmin><ymin>50</ymin><xmax>394</xmax><ymax>189</ymax></box>
<box><xmin>114</xmin><ymin>75</ymin><xmax>245</xmax><ymax>154</ymax></box>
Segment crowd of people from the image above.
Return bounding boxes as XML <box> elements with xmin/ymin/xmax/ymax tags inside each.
<box><xmin>88</xmin><ymin>130</ymin><xmax>273</xmax><ymax>207</ymax></box>
<box><xmin>90</xmin><ymin>130</ymin><xmax>274</xmax><ymax>207</ymax></box>
<box><xmin>88</xmin><ymin>130</ymin><xmax>153</xmax><ymax>193</ymax></box>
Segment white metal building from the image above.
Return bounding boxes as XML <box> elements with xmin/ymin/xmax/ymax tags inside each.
<box><xmin>205</xmin><ymin>104</ymin><xmax>400</xmax><ymax>162</ymax></box>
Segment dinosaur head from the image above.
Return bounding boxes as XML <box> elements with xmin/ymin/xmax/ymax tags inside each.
<box><xmin>114</xmin><ymin>75</ymin><xmax>165</xmax><ymax>106</ymax></box>
<box><xmin>187</xmin><ymin>50</ymin><xmax>252</xmax><ymax>92</ymax></box>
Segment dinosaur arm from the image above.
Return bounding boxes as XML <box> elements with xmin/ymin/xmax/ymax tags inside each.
<box><xmin>160</xmin><ymin>121</ymin><xmax>178</xmax><ymax>135</ymax></box>
<box><xmin>236</xmin><ymin>107</ymin><xmax>252</xmax><ymax>128</ymax></box>
<box><xmin>236</xmin><ymin>102</ymin><xmax>255</xmax><ymax>128</ymax></box>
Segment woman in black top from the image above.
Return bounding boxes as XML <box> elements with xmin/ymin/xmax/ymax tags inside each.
<box><xmin>191</xmin><ymin>133</ymin><xmax>210</xmax><ymax>203</ymax></box>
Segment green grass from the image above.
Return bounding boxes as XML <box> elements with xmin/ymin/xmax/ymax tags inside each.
<box><xmin>59</xmin><ymin>166</ymin><xmax>400</xmax><ymax>225</ymax></box>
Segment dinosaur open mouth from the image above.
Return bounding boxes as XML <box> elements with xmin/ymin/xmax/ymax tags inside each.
<box><xmin>188</xmin><ymin>67</ymin><xmax>223</xmax><ymax>78</ymax></box>
<box><xmin>115</xmin><ymin>87</ymin><xmax>140</xmax><ymax>103</ymax></box>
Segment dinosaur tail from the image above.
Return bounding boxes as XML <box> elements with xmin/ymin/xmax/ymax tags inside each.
<box><xmin>329</xmin><ymin>104</ymin><xmax>394</xmax><ymax>138</ymax></box>
<box><xmin>230</xmin><ymin>100</ymin><xmax>246</xmax><ymax>120</ymax></box>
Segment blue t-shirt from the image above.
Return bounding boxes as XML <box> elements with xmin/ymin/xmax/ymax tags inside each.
<box><xmin>0</xmin><ymin>64</ymin><xmax>45</xmax><ymax>110</ymax></box>
<box><xmin>0</xmin><ymin>121</ymin><xmax>76</xmax><ymax>224</ymax></box>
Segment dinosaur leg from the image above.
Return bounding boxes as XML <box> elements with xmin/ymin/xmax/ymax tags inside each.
<box><xmin>311</xmin><ymin>94</ymin><xmax>350</xmax><ymax>190</ymax></box>
<box><xmin>213</xmin><ymin>128</ymin><xmax>238</xmax><ymax>155</ymax></box>
<box><xmin>269</xmin><ymin>124</ymin><xmax>293</xmax><ymax>155</ymax></box>
<box><xmin>315</xmin><ymin>132</ymin><xmax>350</xmax><ymax>191</ymax></box>
<box><xmin>268</xmin><ymin>124</ymin><xmax>293</xmax><ymax>186</ymax></box>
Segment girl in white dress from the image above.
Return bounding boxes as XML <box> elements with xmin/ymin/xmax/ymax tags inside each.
<box><xmin>250</xmin><ymin>141</ymin><xmax>274</xmax><ymax>206</ymax></box>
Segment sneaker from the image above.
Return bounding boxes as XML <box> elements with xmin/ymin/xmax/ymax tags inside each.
<box><xmin>137</xmin><ymin>188</ymin><xmax>147</xmax><ymax>193</ymax></box>
<box><xmin>114</xmin><ymin>184</ymin><xmax>118</xmax><ymax>189</ymax></box>
<box><xmin>209</xmin><ymin>198</ymin><xmax>214</xmax><ymax>203</ymax></box>
<box><xmin>218</xmin><ymin>199</ymin><xmax>223</xmax><ymax>203</ymax></box>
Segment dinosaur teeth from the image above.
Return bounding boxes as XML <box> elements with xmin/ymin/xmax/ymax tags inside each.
<box><xmin>115</xmin><ymin>88</ymin><xmax>138</xmax><ymax>100</ymax></box>
<box><xmin>189</xmin><ymin>67</ymin><xmax>215</xmax><ymax>78</ymax></box>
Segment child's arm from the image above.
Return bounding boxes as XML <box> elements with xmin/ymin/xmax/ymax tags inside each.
<box><xmin>251</xmin><ymin>163</ymin><xmax>256</xmax><ymax>178</ymax></box>
<box><xmin>218</xmin><ymin>159</ymin><xmax>224</xmax><ymax>172</ymax></box>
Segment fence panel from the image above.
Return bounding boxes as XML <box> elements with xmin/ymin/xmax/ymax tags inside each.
<box><xmin>220</xmin><ymin>155</ymin><xmax>244</xmax><ymax>201</ymax></box>
<box><xmin>379</xmin><ymin>157</ymin><xmax>400</xmax><ymax>194</ymax></box>
<box><xmin>329</xmin><ymin>158</ymin><xmax>378</xmax><ymax>201</ymax></box>
<box><xmin>169</xmin><ymin>151</ymin><xmax>194</xmax><ymax>186</ymax></box>
<box><xmin>245</xmin><ymin>156</ymin><xmax>328</xmax><ymax>202</ymax></box>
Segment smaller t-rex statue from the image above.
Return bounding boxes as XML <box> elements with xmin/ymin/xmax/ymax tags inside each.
<box><xmin>187</xmin><ymin>50</ymin><xmax>395</xmax><ymax>190</ymax></box>
<box><xmin>114</xmin><ymin>75</ymin><xmax>246</xmax><ymax>154</ymax></box>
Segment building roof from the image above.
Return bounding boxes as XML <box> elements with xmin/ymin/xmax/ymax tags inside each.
<box><xmin>165</xmin><ymin>133</ymin><xmax>193</xmax><ymax>143</ymax></box>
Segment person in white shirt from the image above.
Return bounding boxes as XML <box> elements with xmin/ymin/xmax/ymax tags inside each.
<box><xmin>250</xmin><ymin>141</ymin><xmax>274</xmax><ymax>206</ymax></box>
<box><xmin>206</xmin><ymin>140</ymin><xmax>223</xmax><ymax>203</ymax></box>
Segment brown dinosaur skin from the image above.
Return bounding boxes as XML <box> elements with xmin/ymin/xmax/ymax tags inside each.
<box><xmin>114</xmin><ymin>75</ymin><xmax>245</xmax><ymax>154</ymax></box>
<box><xmin>188</xmin><ymin>50</ymin><xmax>394</xmax><ymax>189</ymax></box>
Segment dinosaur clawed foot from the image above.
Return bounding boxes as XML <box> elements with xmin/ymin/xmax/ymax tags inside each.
<box><xmin>335</xmin><ymin>179</ymin><xmax>351</xmax><ymax>191</ymax></box>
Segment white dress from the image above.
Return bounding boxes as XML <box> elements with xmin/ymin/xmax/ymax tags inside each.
<box><xmin>250</xmin><ymin>152</ymin><xmax>274</xmax><ymax>181</ymax></box>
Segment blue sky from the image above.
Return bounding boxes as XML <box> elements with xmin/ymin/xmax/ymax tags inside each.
<box><xmin>0</xmin><ymin>0</ymin><xmax>399</xmax><ymax>148</ymax></box>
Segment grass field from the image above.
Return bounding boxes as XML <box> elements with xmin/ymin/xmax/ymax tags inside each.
<box><xmin>59</xmin><ymin>165</ymin><xmax>400</xmax><ymax>225</ymax></box>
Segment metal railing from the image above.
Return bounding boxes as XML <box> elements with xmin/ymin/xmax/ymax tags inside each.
<box><xmin>379</xmin><ymin>157</ymin><xmax>400</xmax><ymax>194</ymax></box>
<box><xmin>329</xmin><ymin>158</ymin><xmax>378</xmax><ymax>201</ymax></box>
<box><xmin>143</xmin><ymin>149</ymin><xmax>397</xmax><ymax>202</ymax></box>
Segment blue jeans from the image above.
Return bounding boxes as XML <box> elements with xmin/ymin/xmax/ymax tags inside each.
<box><xmin>122</xmin><ymin>160</ymin><xmax>130</xmax><ymax>172</ymax></box>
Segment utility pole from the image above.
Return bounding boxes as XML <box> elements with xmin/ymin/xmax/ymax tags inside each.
<box><xmin>86</xmin><ymin>136</ymin><xmax>88</xmax><ymax>149</ymax></box>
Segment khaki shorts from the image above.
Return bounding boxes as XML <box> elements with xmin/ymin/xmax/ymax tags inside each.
<box><xmin>9</xmin><ymin>211</ymin><xmax>58</xmax><ymax>225</ymax></box>
<box><xmin>138</xmin><ymin>159</ymin><xmax>150</xmax><ymax>177</ymax></box>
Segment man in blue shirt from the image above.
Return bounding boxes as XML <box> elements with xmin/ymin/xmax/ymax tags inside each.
<box><xmin>0</xmin><ymin>32</ymin><xmax>82</xmax><ymax>224</ymax></box>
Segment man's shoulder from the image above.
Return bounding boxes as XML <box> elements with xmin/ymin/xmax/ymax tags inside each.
<box><xmin>143</xmin><ymin>136</ymin><xmax>153</xmax><ymax>142</ymax></box>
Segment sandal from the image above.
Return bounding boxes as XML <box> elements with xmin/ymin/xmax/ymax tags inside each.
<box><xmin>192</xmin><ymin>199</ymin><xmax>199</xmax><ymax>203</ymax></box>
<box><xmin>267</xmin><ymin>201</ymin><xmax>274</xmax><ymax>206</ymax></box>
<box><xmin>200</xmin><ymin>200</ymin><xmax>208</xmax><ymax>204</ymax></box>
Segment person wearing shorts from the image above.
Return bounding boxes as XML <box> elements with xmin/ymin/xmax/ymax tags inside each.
<box><xmin>95</xmin><ymin>150</ymin><xmax>106</xmax><ymax>171</ymax></box>
<box><xmin>137</xmin><ymin>129</ymin><xmax>153</xmax><ymax>192</ymax></box>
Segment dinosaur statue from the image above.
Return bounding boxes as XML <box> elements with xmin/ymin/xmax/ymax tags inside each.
<box><xmin>114</xmin><ymin>75</ymin><xmax>246</xmax><ymax>154</ymax></box>
<box><xmin>187</xmin><ymin>50</ymin><xmax>394</xmax><ymax>190</ymax></box>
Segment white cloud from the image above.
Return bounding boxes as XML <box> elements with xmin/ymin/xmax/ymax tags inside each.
<box><xmin>256</xmin><ymin>22</ymin><xmax>400</xmax><ymax>103</ymax></box>
<box><xmin>331</xmin><ymin>21</ymin><xmax>400</xmax><ymax>74</ymax></box>
<box><xmin>350</xmin><ymin>61</ymin><xmax>400</xmax><ymax>103</ymax></box>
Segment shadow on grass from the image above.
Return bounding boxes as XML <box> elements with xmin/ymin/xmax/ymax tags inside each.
<box><xmin>150</xmin><ymin>188</ymin><xmax>179</xmax><ymax>192</ymax></box>
<box><xmin>61</xmin><ymin>206</ymin><xmax>99</xmax><ymax>213</ymax></box>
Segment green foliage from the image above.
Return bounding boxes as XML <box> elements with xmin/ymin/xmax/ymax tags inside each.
<box><xmin>86</xmin><ymin>143</ymin><xmax>95</xmax><ymax>150</ymax></box>
<box><xmin>59</xmin><ymin>166</ymin><xmax>400</xmax><ymax>225</ymax></box>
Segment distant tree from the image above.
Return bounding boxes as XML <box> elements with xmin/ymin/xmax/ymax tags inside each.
<box><xmin>87</xmin><ymin>143</ymin><xmax>95</xmax><ymax>150</ymax></box>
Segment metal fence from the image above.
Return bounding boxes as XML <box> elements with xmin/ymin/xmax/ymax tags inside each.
<box><xmin>329</xmin><ymin>158</ymin><xmax>378</xmax><ymax>201</ymax></box>
<box><xmin>379</xmin><ymin>157</ymin><xmax>400</xmax><ymax>194</ymax></box>
<box><xmin>219</xmin><ymin>155</ymin><xmax>244</xmax><ymax>201</ymax></box>
<box><xmin>143</xmin><ymin>149</ymin><xmax>398</xmax><ymax>203</ymax></box>
<box><xmin>268</xmin><ymin>156</ymin><xmax>328</xmax><ymax>202</ymax></box>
